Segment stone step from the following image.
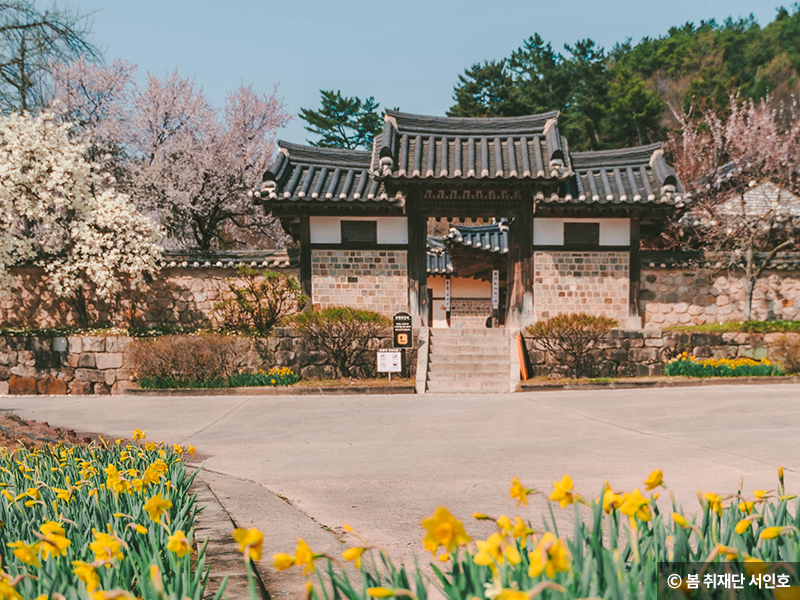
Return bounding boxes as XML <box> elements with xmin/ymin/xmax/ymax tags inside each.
<box><xmin>426</xmin><ymin>380</ymin><xmax>504</xmax><ymax>393</ymax></box>
<box><xmin>430</xmin><ymin>329</ymin><xmax>507</xmax><ymax>337</ymax></box>
<box><xmin>428</xmin><ymin>354</ymin><xmax>508</xmax><ymax>366</ymax></box>
<box><xmin>430</xmin><ymin>336</ymin><xmax>507</xmax><ymax>346</ymax></box>
<box><xmin>427</xmin><ymin>370</ymin><xmax>507</xmax><ymax>382</ymax></box>
<box><xmin>427</xmin><ymin>363</ymin><xmax>508</xmax><ymax>375</ymax></box>
<box><xmin>427</xmin><ymin>345</ymin><xmax>507</xmax><ymax>356</ymax></box>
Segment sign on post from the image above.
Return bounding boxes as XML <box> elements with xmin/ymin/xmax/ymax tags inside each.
<box><xmin>393</xmin><ymin>312</ymin><xmax>413</xmax><ymax>348</ymax></box>
<box><xmin>491</xmin><ymin>269</ymin><xmax>500</xmax><ymax>309</ymax></box>
<box><xmin>377</xmin><ymin>348</ymin><xmax>402</xmax><ymax>381</ymax></box>
<box><xmin>444</xmin><ymin>278</ymin><xmax>451</xmax><ymax>311</ymax></box>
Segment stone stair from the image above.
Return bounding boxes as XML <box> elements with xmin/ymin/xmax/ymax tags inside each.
<box><xmin>425</xmin><ymin>328</ymin><xmax>510</xmax><ymax>393</ymax></box>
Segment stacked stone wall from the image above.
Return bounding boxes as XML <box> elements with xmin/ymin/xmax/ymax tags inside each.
<box><xmin>0</xmin><ymin>265</ymin><xmax>299</xmax><ymax>329</ymax></box>
<box><xmin>534</xmin><ymin>251</ymin><xmax>629</xmax><ymax>322</ymax></box>
<box><xmin>524</xmin><ymin>330</ymin><xmax>799</xmax><ymax>378</ymax></box>
<box><xmin>641</xmin><ymin>268</ymin><xmax>800</xmax><ymax>328</ymax></box>
<box><xmin>0</xmin><ymin>328</ymin><xmax>417</xmax><ymax>395</ymax></box>
<box><xmin>449</xmin><ymin>299</ymin><xmax>492</xmax><ymax>328</ymax></box>
<box><xmin>311</xmin><ymin>249</ymin><xmax>408</xmax><ymax>316</ymax></box>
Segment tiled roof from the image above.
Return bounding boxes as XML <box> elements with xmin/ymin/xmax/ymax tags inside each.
<box><xmin>543</xmin><ymin>143</ymin><xmax>686</xmax><ymax>206</ymax></box>
<box><xmin>426</xmin><ymin>237</ymin><xmax>453</xmax><ymax>274</ymax></box>
<box><xmin>159</xmin><ymin>249</ymin><xmax>296</xmax><ymax>269</ymax></box>
<box><xmin>372</xmin><ymin>110</ymin><xmax>572</xmax><ymax>181</ymax></box>
<box><xmin>255</xmin><ymin>142</ymin><xmax>403</xmax><ymax>205</ymax></box>
<box><xmin>446</xmin><ymin>223</ymin><xmax>509</xmax><ymax>254</ymax></box>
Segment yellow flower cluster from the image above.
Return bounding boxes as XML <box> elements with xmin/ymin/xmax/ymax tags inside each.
<box><xmin>0</xmin><ymin>429</ymin><xmax>200</xmax><ymax>599</ymax></box>
<box><xmin>668</xmin><ymin>351</ymin><xmax>772</xmax><ymax>368</ymax></box>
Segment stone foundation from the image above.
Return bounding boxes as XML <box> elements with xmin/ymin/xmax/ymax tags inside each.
<box><xmin>311</xmin><ymin>249</ymin><xmax>408</xmax><ymax>316</ymax></box>
<box><xmin>534</xmin><ymin>251</ymin><xmax>629</xmax><ymax>322</ymax></box>
<box><xmin>524</xmin><ymin>330</ymin><xmax>800</xmax><ymax>378</ymax></box>
<box><xmin>0</xmin><ymin>329</ymin><xmax>417</xmax><ymax>395</ymax></box>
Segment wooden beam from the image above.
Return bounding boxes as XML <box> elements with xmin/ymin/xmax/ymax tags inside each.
<box><xmin>406</xmin><ymin>200</ymin><xmax>428</xmax><ymax>323</ymax></box>
<box><xmin>299</xmin><ymin>215</ymin><xmax>312</xmax><ymax>302</ymax></box>
<box><xmin>629</xmin><ymin>216</ymin><xmax>641</xmax><ymax>318</ymax></box>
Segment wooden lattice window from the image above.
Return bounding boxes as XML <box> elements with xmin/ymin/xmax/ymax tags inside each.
<box><xmin>564</xmin><ymin>222</ymin><xmax>600</xmax><ymax>248</ymax></box>
<box><xmin>341</xmin><ymin>220</ymin><xmax>377</xmax><ymax>244</ymax></box>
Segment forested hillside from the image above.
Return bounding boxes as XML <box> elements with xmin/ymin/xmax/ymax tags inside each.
<box><xmin>448</xmin><ymin>6</ymin><xmax>800</xmax><ymax>151</ymax></box>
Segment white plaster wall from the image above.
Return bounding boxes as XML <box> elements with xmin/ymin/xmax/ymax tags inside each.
<box><xmin>309</xmin><ymin>216</ymin><xmax>408</xmax><ymax>244</ymax></box>
<box><xmin>533</xmin><ymin>218</ymin><xmax>630</xmax><ymax>246</ymax></box>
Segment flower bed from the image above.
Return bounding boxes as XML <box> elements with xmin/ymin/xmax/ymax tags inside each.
<box><xmin>0</xmin><ymin>431</ymin><xmax>218</xmax><ymax>598</ymax></box>
<box><xmin>273</xmin><ymin>469</ymin><xmax>800</xmax><ymax>600</ymax></box>
<box><xmin>137</xmin><ymin>366</ymin><xmax>300</xmax><ymax>389</ymax></box>
<box><xmin>664</xmin><ymin>353</ymin><xmax>783</xmax><ymax>377</ymax></box>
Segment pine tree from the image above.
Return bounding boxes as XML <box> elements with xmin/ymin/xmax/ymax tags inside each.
<box><xmin>299</xmin><ymin>90</ymin><xmax>382</xmax><ymax>150</ymax></box>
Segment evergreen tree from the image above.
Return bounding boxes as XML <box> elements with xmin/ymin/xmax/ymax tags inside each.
<box><xmin>603</xmin><ymin>65</ymin><xmax>664</xmax><ymax>146</ymax></box>
<box><xmin>447</xmin><ymin>60</ymin><xmax>522</xmax><ymax>117</ymax></box>
<box><xmin>507</xmin><ymin>34</ymin><xmax>570</xmax><ymax>114</ymax></box>
<box><xmin>299</xmin><ymin>90</ymin><xmax>382</xmax><ymax>150</ymax></box>
<box><xmin>561</xmin><ymin>39</ymin><xmax>609</xmax><ymax>151</ymax></box>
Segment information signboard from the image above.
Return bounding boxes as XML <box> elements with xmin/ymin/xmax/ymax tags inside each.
<box><xmin>393</xmin><ymin>312</ymin><xmax>413</xmax><ymax>348</ymax></box>
<box><xmin>492</xmin><ymin>270</ymin><xmax>500</xmax><ymax>309</ymax></box>
<box><xmin>377</xmin><ymin>349</ymin><xmax>402</xmax><ymax>373</ymax></box>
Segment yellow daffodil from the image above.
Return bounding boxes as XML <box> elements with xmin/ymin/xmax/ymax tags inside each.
<box><xmin>735</xmin><ymin>519</ymin><xmax>753</xmax><ymax>534</ymax></box>
<box><xmin>644</xmin><ymin>469</ymin><xmax>663</xmax><ymax>491</ymax></box>
<box><xmin>167</xmin><ymin>530</ymin><xmax>190</xmax><ymax>557</ymax></box>
<box><xmin>367</xmin><ymin>588</ymin><xmax>403</xmax><ymax>598</ymax></box>
<box><xmin>702</xmin><ymin>492</ymin><xmax>724</xmax><ymax>516</ymax></box>
<box><xmin>132</xmin><ymin>428</ymin><xmax>146</xmax><ymax>440</ymax></box>
<box><xmin>342</xmin><ymin>546</ymin><xmax>366</xmax><ymax>568</ymax></box>
<box><xmin>510</xmin><ymin>477</ymin><xmax>532</xmax><ymax>507</ymax></box>
<box><xmin>739</xmin><ymin>501</ymin><xmax>754</xmax><ymax>514</ymax></box>
<box><xmin>273</xmin><ymin>553</ymin><xmax>295</xmax><ymax>570</ymax></box>
<box><xmin>233</xmin><ymin>527</ymin><xmax>264</xmax><ymax>561</ymax></box>
<box><xmin>620</xmin><ymin>489</ymin><xmax>651</xmax><ymax>522</ymax></box>
<box><xmin>602</xmin><ymin>485</ymin><xmax>624</xmax><ymax>514</ymax></box>
<box><xmin>496</xmin><ymin>515</ymin><xmax>512</xmax><ymax>536</ymax></box>
<box><xmin>143</xmin><ymin>493</ymin><xmax>172</xmax><ymax>523</ymax></box>
<box><xmin>473</xmin><ymin>533</ymin><xmax>521</xmax><ymax>571</ymax></box>
<box><xmin>90</xmin><ymin>591</ymin><xmax>137</xmax><ymax>600</ymax></box>
<box><xmin>89</xmin><ymin>529</ymin><xmax>124</xmax><ymax>564</ymax></box>
<box><xmin>497</xmin><ymin>590</ymin><xmax>530</xmax><ymax>600</ymax></box>
<box><xmin>512</xmin><ymin>517</ymin><xmax>533</xmax><ymax>540</ymax></box>
<box><xmin>528</xmin><ymin>532</ymin><xmax>570</xmax><ymax>579</ymax></box>
<box><xmin>549</xmin><ymin>475</ymin><xmax>576</xmax><ymax>509</ymax></box>
<box><xmin>420</xmin><ymin>507</ymin><xmax>471</xmax><ymax>554</ymax></box>
<box><xmin>72</xmin><ymin>560</ymin><xmax>101</xmax><ymax>592</ymax></box>
<box><xmin>760</xmin><ymin>526</ymin><xmax>784</xmax><ymax>540</ymax></box>
<box><xmin>36</xmin><ymin>521</ymin><xmax>71</xmax><ymax>559</ymax></box>
<box><xmin>8</xmin><ymin>541</ymin><xmax>41</xmax><ymax>567</ymax></box>
<box><xmin>672</xmin><ymin>513</ymin><xmax>689</xmax><ymax>528</ymax></box>
<box><xmin>294</xmin><ymin>538</ymin><xmax>318</xmax><ymax>574</ymax></box>
<box><xmin>0</xmin><ymin>581</ymin><xmax>22</xmax><ymax>600</ymax></box>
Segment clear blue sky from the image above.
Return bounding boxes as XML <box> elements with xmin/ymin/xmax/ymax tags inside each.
<box><xmin>82</xmin><ymin>0</ymin><xmax>777</xmax><ymax>144</ymax></box>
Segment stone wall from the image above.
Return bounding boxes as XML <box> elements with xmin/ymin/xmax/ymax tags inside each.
<box><xmin>0</xmin><ymin>335</ymin><xmax>134</xmax><ymax>395</ymax></box>
<box><xmin>310</xmin><ymin>249</ymin><xmax>408</xmax><ymax>316</ymax></box>
<box><xmin>641</xmin><ymin>268</ymin><xmax>800</xmax><ymax>328</ymax></box>
<box><xmin>534</xmin><ymin>251</ymin><xmax>629</xmax><ymax>322</ymax></box>
<box><xmin>523</xmin><ymin>330</ymin><xmax>799</xmax><ymax>378</ymax></box>
<box><xmin>450</xmin><ymin>299</ymin><xmax>492</xmax><ymax>328</ymax></box>
<box><xmin>0</xmin><ymin>328</ymin><xmax>417</xmax><ymax>395</ymax></box>
<box><xmin>1</xmin><ymin>261</ymin><xmax>299</xmax><ymax>329</ymax></box>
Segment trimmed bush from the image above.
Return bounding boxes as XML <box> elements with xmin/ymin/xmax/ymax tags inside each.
<box><xmin>525</xmin><ymin>313</ymin><xmax>617</xmax><ymax>378</ymax></box>
<box><xmin>772</xmin><ymin>334</ymin><xmax>800</xmax><ymax>374</ymax></box>
<box><xmin>125</xmin><ymin>333</ymin><xmax>255</xmax><ymax>384</ymax></box>
<box><xmin>664</xmin><ymin>352</ymin><xmax>783</xmax><ymax>377</ymax></box>
<box><xmin>214</xmin><ymin>267</ymin><xmax>307</xmax><ymax>336</ymax></box>
<box><xmin>291</xmin><ymin>307</ymin><xmax>390</xmax><ymax>378</ymax></box>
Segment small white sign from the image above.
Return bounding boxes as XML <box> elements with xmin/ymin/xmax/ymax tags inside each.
<box><xmin>444</xmin><ymin>277</ymin><xmax>451</xmax><ymax>311</ymax></box>
<box><xmin>491</xmin><ymin>269</ymin><xmax>500</xmax><ymax>309</ymax></box>
<box><xmin>377</xmin><ymin>349</ymin><xmax>402</xmax><ymax>373</ymax></box>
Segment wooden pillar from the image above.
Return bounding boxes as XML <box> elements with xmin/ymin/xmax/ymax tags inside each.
<box><xmin>520</xmin><ymin>196</ymin><xmax>534</xmax><ymax>326</ymax></box>
<box><xmin>628</xmin><ymin>215</ymin><xmax>641</xmax><ymax>322</ymax></box>
<box><xmin>299</xmin><ymin>215</ymin><xmax>312</xmax><ymax>302</ymax></box>
<box><xmin>407</xmin><ymin>207</ymin><xmax>428</xmax><ymax>325</ymax></box>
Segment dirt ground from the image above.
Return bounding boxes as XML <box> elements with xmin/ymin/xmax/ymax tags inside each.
<box><xmin>0</xmin><ymin>413</ymin><xmax>93</xmax><ymax>450</ymax></box>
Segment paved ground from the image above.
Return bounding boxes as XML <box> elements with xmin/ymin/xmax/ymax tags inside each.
<box><xmin>1</xmin><ymin>384</ymin><xmax>798</xmax><ymax>597</ymax></box>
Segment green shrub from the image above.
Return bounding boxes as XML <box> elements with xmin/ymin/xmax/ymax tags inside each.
<box><xmin>772</xmin><ymin>333</ymin><xmax>800</xmax><ymax>374</ymax></box>
<box><xmin>125</xmin><ymin>334</ymin><xmax>255</xmax><ymax>383</ymax></box>
<box><xmin>664</xmin><ymin>352</ymin><xmax>784</xmax><ymax>377</ymax></box>
<box><xmin>291</xmin><ymin>307</ymin><xmax>390</xmax><ymax>378</ymax></box>
<box><xmin>525</xmin><ymin>313</ymin><xmax>617</xmax><ymax>378</ymax></box>
<box><xmin>214</xmin><ymin>267</ymin><xmax>307</xmax><ymax>335</ymax></box>
<box><xmin>137</xmin><ymin>366</ymin><xmax>300</xmax><ymax>389</ymax></box>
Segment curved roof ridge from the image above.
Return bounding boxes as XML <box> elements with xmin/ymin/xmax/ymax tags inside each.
<box><xmin>571</xmin><ymin>142</ymin><xmax>663</xmax><ymax>167</ymax></box>
<box><xmin>384</xmin><ymin>109</ymin><xmax>559</xmax><ymax>135</ymax></box>
<box><xmin>276</xmin><ymin>140</ymin><xmax>372</xmax><ymax>167</ymax></box>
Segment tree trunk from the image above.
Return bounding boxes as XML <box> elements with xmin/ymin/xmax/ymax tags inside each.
<box><xmin>71</xmin><ymin>289</ymin><xmax>90</xmax><ymax>329</ymax></box>
<box><xmin>744</xmin><ymin>278</ymin><xmax>754</xmax><ymax>321</ymax></box>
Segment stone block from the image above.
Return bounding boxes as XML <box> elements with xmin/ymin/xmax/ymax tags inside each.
<box><xmin>74</xmin><ymin>369</ymin><xmax>106</xmax><ymax>383</ymax></box>
<box><xmin>740</xmin><ymin>347</ymin><xmax>768</xmax><ymax>360</ymax></box>
<box><xmin>38</xmin><ymin>376</ymin><xmax>67</xmax><ymax>395</ymax></box>
<box><xmin>78</xmin><ymin>353</ymin><xmax>96</xmax><ymax>368</ymax></box>
<box><xmin>82</xmin><ymin>336</ymin><xmax>106</xmax><ymax>353</ymax></box>
<box><xmin>644</xmin><ymin>338</ymin><xmax>664</xmax><ymax>347</ymax></box>
<box><xmin>95</xmin><ymin>353</ymin><xmax>123</xmax><ymax>370</ymax></box>
<box><xmin>607</xmin><ymin>348</ymin><xmax>628</xmax><ymax>362</ymax></box>
<box><xmin>0</xmin><ymin>381</ymin><xmax>8</xmax><ymax>395</ymax></box>
<box><xmin>0</xmin><ymin>366</ymin><xmax>9</xmax><ymax>379</ymax></box>
<box><xmin>105</xmin><ymin>336</ymin><xmax>132</xmax><ymax>353</ymax></box>
<box><xmin>104</xmin><ymin>370</ymin><xmax>117</xmax><ymax>386</ymax></box>
<box><xmin>273</xmin><ymin>351</ymin><xmax>295</xmax><ymax>366</ymax></box>
<box><xmin>277</xmin><ymin>337</ymin><xmax>294</xmax><ymax>351</ymax></box>
<box><xmin>0</xmin><ymin>351</ymin><xmax>15</xmax><ymax>366</ymax></box>
<box><xmin>630</xmin><ymin>348</ymin><xmax>657</xmax><ymax>362</ymax></box>
<box><xmin>68</xmin><ymin>381</ymin><xmax>93</xmax><ymax>395</ymax></box>
<box><xmin>93</xmin><ymin>383</ymin><xmax>111</xmax><ymax>395</ymax></box>
<box><xmin>300</xmin><ymin>365</ymin><xmax>321</xmax><ymax>380</ymax></box>
<box><xmin>9</xmin><ymin>375</ymin><xmax>37</xmax><ymax>395</ymax></box>
<box><xmin>111</xmin><ymin>380</ymin><xmax>135</xmax><ymax>395</ymax></box>
<box><xmin>635</xmin><ymin>363</ymin><xmax>651</xmax><ymax>377</ymax></box>
<box><xmin>67</xmin><ymin>336</ymin><xmax>83</xmax><ymax>354</ymax></box>
<box><xmin>597</xmin><ymin>360</ymin><xmax>617</xmax><ymax>377</ymax></box>
<box><xmin>692</xmin><ymin>346</ymin><xmax>712</xmax><ymax>358</ymax></box>
<box><xmin>291</xmin><ymin>338</ymin><xmax>305</xmax><ymax>352</ymax></box>
<box><xmin>34</xmin><ymin>350</ymin><xmax>61</xmax><ymax>369</ymax></box>
<box><xmin>52</xmin><ymin>337</ymin><xmax>68</xmax><ymax>352</ymax></box>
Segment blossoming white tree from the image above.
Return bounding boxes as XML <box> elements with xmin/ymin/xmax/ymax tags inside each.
<box><xmin>669</xmin><ymin>93</ymin><xmax>800</xmax><ymax>320</ymax></box>
<box><xmin>0</xmin><ymin>111</ymin><xmax>162</xmax><ymax>326</ymax></box>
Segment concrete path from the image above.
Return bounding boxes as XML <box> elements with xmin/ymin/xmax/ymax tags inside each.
<box><xmin>1</xmin><ymin>385</ymin><xmax>799</xmax><ymax>596</ymax></box>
